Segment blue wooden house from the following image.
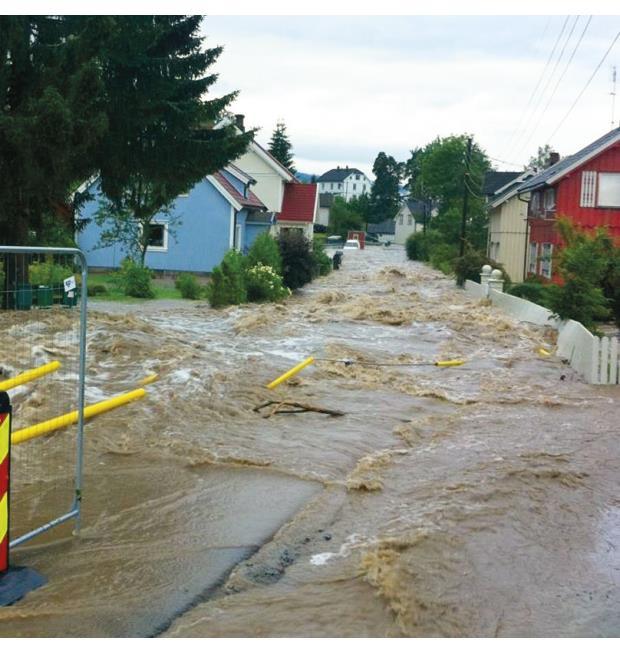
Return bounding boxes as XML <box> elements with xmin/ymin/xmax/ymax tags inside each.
<box><xmin>76</xmin><ymin>165</ymin><xmax>271</xmax><ymax>273</ymax></box>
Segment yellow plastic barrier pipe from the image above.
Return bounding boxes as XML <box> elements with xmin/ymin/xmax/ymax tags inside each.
<box><xmin>0</xmin><ymin>361</ymin><xmax>61</xmax><ymax>392</ymax></box>
<box><xmin>11</xmin><ymin>388</ymin><xmax>147</xmax><ymax>445</ymax></box>
<box><xmin>434</xmin><ymin>359</ymin><xmax>465</xmax><ymax>367</ymax></box>
<box><xmin>266</xmin><ymin>356</ymin><xmax>315</xmax><ymax>390</ymax></box>
<box><xmin>138</xmin><ymin>373</ymin><xmax>159</xmax><ymax>386</ymax></box>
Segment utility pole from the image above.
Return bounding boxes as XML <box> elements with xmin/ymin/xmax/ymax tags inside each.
<box><xmin>460</xmin><ymin>136</ymin><xmax>473</xmax><ymax>257</ymax></box>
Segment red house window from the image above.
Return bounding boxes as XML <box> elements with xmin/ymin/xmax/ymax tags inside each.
<box><xmin>597</xmin><ymin>173</ymin><xmax>620</xmax><ymax>208</ymax></box>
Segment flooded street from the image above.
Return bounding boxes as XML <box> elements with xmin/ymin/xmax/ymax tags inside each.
<box><xmin>1</xmin><ymin>245</ymin><xmax>619</xmax><ymax>636</ymax></box>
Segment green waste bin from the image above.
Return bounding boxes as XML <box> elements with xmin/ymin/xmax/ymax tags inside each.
<box><xmin>36</xmin><ymin>285</ymin><xmax>53</xmax><ymax>308</ymax></box>
<box><xmin>15</xmin><ymin>284</ymin><xmax>33</xmax><ymax>311</ymax></box>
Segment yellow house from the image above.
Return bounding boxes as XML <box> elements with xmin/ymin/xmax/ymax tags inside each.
<box><xmin>486</xmin><ymin>170</ymin><xmax>535</xmax><ymax>282</ymax></box>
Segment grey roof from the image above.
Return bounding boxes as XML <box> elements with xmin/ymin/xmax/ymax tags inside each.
<box><xmin>367</xmin><ymin>219</ymin><xmax>395</xmax><ymax>235</ymax></box>
<box><xmin>519</xmin><ymin>127</ymin><xmax>620</xmax><ymax>192</ymax></box>
<box><xmin>318</xmin><ymin>167</ymin><xmax>365</xmax><ymax>182</ymax></box>
<box><xmin>483</xmin><ymin>171</ymin><xmax>521</xmax><ymax>196</ymax></box>
<box><xmin>405</xmin><ymin>198</ymin><xmax>429</xmax><ymax>215</ymax></box>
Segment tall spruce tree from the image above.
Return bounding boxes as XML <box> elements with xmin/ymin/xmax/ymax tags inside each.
<box><xmin>368</xmin><ymin>152</ymin><xmax>402</xmax><ymax>224</ymax></box>
<box><xmin>92</xmin><ymin>16</ymin><xmax>253</xmax><ymax>264</ymax></box>
<box><xmin>268</xmin><ymin>120</ymin><xmax>296</xmax><ymax>174</ymax></box>
<box><xmin>0</xmin><ymin>16</ymin><xmax>108</xmax><ymax>245</ymax></box>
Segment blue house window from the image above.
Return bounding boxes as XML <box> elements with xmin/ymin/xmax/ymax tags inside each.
<box><xmin>146</xmin><ymin>223</ymin><xmax>168</xmax><ymax>251</ymax></box>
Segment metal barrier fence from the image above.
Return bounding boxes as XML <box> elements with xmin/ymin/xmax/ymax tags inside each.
<box><xmin>0</xmin><ymin>246</ymin><xmax>87</xmax><ymax>549</ymax></box>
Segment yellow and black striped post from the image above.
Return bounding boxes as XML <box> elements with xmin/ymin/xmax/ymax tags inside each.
<box><xmin>0</xmin><ymin>392</ymin><xmax>10</xmax><ymax>575</ymax></box>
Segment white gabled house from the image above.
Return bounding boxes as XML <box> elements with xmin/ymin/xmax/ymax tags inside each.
<box><xmin>317</xmin><ymin>166</ymin><xmax>371</xmax><ymax>201</ymax></box>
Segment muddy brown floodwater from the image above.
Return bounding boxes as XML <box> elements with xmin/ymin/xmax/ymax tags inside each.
<box><xmin>0</xmin><ymin>246</ymin><xmax>618</xmax><ymax>637</ymax></box>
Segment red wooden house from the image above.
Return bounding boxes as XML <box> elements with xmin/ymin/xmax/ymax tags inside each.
<box><xmin>518</xmin><ymin>127</ymin><xmax>620</xmax><ymax>282</ymax></box>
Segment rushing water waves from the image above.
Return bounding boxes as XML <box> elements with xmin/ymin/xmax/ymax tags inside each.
<box><xmin>0</xmin><ymin>246</ymin><xmax>618</xmax><ymax>637</ymax></box>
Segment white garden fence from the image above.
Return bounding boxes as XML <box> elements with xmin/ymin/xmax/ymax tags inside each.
<box><xmin>464</xmin><ymin>270</ymin><xmax>620</xmax><ymax>385</ymax></box>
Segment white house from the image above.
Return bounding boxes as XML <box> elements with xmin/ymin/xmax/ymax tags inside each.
<box><xmin>393</xmin><ymin>199</ymin><xmax>429</xmax><ymax>245</ymax></box>
<box><xmin>229</xmin><ymin>115</ymin><xmax>318</xmax><ymax>241</ymax></box>
<box><xmin>317</xmin><ymin>167</ymin><xmax>371</xmax><ymax>201</ymax></box>
<box><xmin>484</xmin><ymin>170</ymin><xmax>536</xmax><ymax>282</ymax></box>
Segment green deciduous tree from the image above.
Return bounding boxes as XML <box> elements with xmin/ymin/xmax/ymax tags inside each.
<box><xmin>268</xmin><ymin>120</ymin><xmax>296</xmax><ymax>174</ymax></box>
<box><xmin>527</xmin><ymin>144</ymin><xmax>555</xmax><ymax>171</ymax></box>
<box><xmin>368</xmin><ymin>152</ymin><xmax>402</xmax><ymax>224</ymax></box>
<box><xmin>413</xmin><ymin>134</ymin><xmax>490</xmax><ymax>250</ymax></box>
<box><xmin>546</xmin><ymin>219</ymin><xmax>611</xmax><ymax>331</ymax></box>
<box><xmin>329</xmin><ymin>197</ymin><xmax>364</xmax><ymax>239</ymax></box>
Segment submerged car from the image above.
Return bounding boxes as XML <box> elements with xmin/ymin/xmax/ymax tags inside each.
<box><xmin>343</xmin><ymin>239</ymin><xmax>361</xmax><ymax>250</ymax></box>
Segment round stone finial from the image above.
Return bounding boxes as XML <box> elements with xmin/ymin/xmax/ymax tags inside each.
<box><xmin>491</xmin><ymin>268</ymin><xmax>503</xmax><ymax>279</ymax></box>
<box><xmin>482</xmin><ymin>264</ymin><xmax>492</xmax><ymax>274</ymax></box>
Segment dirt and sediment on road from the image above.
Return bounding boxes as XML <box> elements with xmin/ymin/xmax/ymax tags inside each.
<box><xmin>0</xmin><ymin>247</ymin><xmax>618</xmax><ymax>636</ymax></box>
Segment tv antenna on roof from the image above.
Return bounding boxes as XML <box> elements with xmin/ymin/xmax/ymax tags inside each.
<box><xmin>611</xmin><ymin>65</ymin><xmax>617</xmax><ymax>127</ymax></box>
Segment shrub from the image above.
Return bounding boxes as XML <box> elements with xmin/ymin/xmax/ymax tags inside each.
<box><xmin>311</xmin><ymin>241</ymin><xmax>332</xmax><ymax>277</ymax></box>
<box><xmin>545</xmin><ymin>220</ymin><xmax>611</xmax><ymax>330</ymax></box>
<box><xmin>508</xmin><ymin>281</ymin><xmax>551</xmax><ymax>306</ymax></box>
<box><xmin>87</xmin><ymin>284</ymin><xmax>108</xmax><ymax>297</ymax></box>
<box><xmin>245</xmin><ymin>263</ymin><xmax>290</xmax><ymax>302</ymax></box>
<box><xmin>405</xmin><ymin>232</ymin><xmax>428</xmax><ymax>261</ymax></box>
<box><xmin>247</xmin><ymin>232</ymin><xmax>282</xmax><ymax>275</ymax></box>
<box><xmin>453</xmin><ymin>247</ymin><xmax>512</xmax><ymax>288</ymax></box>
<box><xmin>429</xmin><ymin>242</ymin><xmax>458</xmax><ymax>274</ymax></box>
<box><xmin>175</xmin><ymin>272</ymin><xmax>203</xmax><ymax>300</ymax></box>
<box><xmin>278</xmin><ymin>230</ymin><xmax>315</xmax><ymax>290</ymax></box>
<box><xmin>29</xmin><ymin>260</ymin><xmax>73</xmax><ymax>286</ymax></box>
<box><xmin>115</xmin><ymin>258</ymin><xmax>155</xmax><ymax>298</ymax></box>
<box><xmin>206</xmin><ymin>250</ymin><xmax>247</xmax><ymax>308</ymax></box>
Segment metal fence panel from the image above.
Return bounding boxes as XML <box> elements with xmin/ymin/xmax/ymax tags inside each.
<box><xmin>0</xmin><ymin>246</ymin><xmax>87</xmax><ymax>548</ymax></box>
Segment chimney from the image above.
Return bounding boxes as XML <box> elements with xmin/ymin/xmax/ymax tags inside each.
<box><xmin>547</xmin><ymin>152</ymin><xmax>560</xmax><ymax>167</ymax></box>
<box><xmin>234</xmin><ymin>114</ymin><xmax>245</xmax><ymax>131</ymax></box>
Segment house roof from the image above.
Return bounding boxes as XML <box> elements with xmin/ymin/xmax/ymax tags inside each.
<box><xmin>211</xmin><ymin>171</ymin><xmax>266</xmax><ymax>210</ymax></box>
<box><xmin>277</xmin><ymin>183</ymin><xmax>318</xmax><ymax>223</ymax></box>
<box><xmin>519</xmin><ymin>127</ymin><xmax>620</xmax><ymax>193</ymax></box>
<box><xmin>318</xmin><ymin>167</ymin><xmax>366</xmax><ymax>183</ymax></box>
<box><xmin>367</xmin><ymin>219</ymin><xmax>395</xmax><ymax>235</ymax></box>
<box><xmin>405</xmin><ymin>198</ymin><xmax>429</xmax><ymax>215</ymax></box>
<box><xmin>488</xmin><ymin>170</ymin><xmax>537</xmax><ymax>209</ymax></box>
<box><xmin>483</xmin><ymin>171</ymin><xmax>522</xmax><ymax>196</ymax></box>
<box><xmin>225</xmin><ymin>163</ymin><xmax>256</xmax><ymax>185</ymax></box>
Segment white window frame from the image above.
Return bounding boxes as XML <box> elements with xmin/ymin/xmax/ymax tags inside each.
<box><xmin>544</xmin><ymin>188</ymin><xmax>556</xmax><ymax>212</ymax></box>
<box><xmin>540</xmin><ymin>242</ymin><xmax>553</xmax><ymax>279</ymax></box>
<box><xmin>597</xmin><ymin>172</ymin><xmax>620</xmax><ymax>208</ymax></box>
<box><xmin>580</xmin><ymin>170</ymin><xmax>597</xmax><ymax>207</ymax></box>
<box><xmin>141</xmin><ymin>222</ymin><xmax>169</xmax><ymax>252</ymax></box>
<box><xmin>528</xmin><ymin>242</ymin><xmax>538</xmax><ymax>275</ymax></box>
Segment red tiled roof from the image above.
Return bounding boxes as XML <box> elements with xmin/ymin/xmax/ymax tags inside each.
<box><xmin>212</xmin><ymin>171</ymin><xmax>266</xmax><ymax>210</ymax></box>
<box><xmin>277</xmin><ymin>183</ymin><xmax>317</xmax><ymax>223</ymax></box>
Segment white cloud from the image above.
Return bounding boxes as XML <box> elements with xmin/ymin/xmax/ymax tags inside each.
<box><xmin>204</xmin><ymin>16</ymin><xmax>620</xmax><ymax>173</ymax></box>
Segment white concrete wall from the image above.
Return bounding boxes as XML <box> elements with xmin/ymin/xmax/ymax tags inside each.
<box><xmin>464</xmin><ymin>279</ymin><xmax>619</xmax><ymax>384</ymax></box>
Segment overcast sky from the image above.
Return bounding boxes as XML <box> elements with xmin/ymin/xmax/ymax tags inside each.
<box><xmin>201</xmin><ymin>15</ymin><xmax>620</xmax><ymax>177</ymax></box>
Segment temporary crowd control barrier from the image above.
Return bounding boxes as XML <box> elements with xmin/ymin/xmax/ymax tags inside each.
<box><xmin>0</xmin><ymin>246</ymin><xmax>88</xmax><ymax>550</ymax></box>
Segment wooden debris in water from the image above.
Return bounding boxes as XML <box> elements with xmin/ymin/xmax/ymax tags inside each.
<box><xmin>253</xmin><ymin>400</ymin><xmax>345</xmax><ymax>418</ymax></box>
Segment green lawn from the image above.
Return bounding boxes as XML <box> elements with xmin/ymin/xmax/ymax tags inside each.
<box><xmin>88</xmin><ymin>271</ymin><xmax>186</xmax><ymax>303</ymax></box>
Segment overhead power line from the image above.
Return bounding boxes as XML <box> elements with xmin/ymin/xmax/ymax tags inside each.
<box><xmin>508</xmin><ymin>15</ymin><xmax>578</xmax><ymax>161</ymax></box>
<box><xmin>501</xmin><ymin>16</ymin><xmax>570</xmax><ymax>159</ymax></box>
<box><xmin>547</xmin><ymin>29</ymin><xmax>620</xmax><ymax>143</ymax></box>
<box><xmin>515</xmin><ymin>15</ymin><xmax>593</xmax><ymax>159</ymax></box>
